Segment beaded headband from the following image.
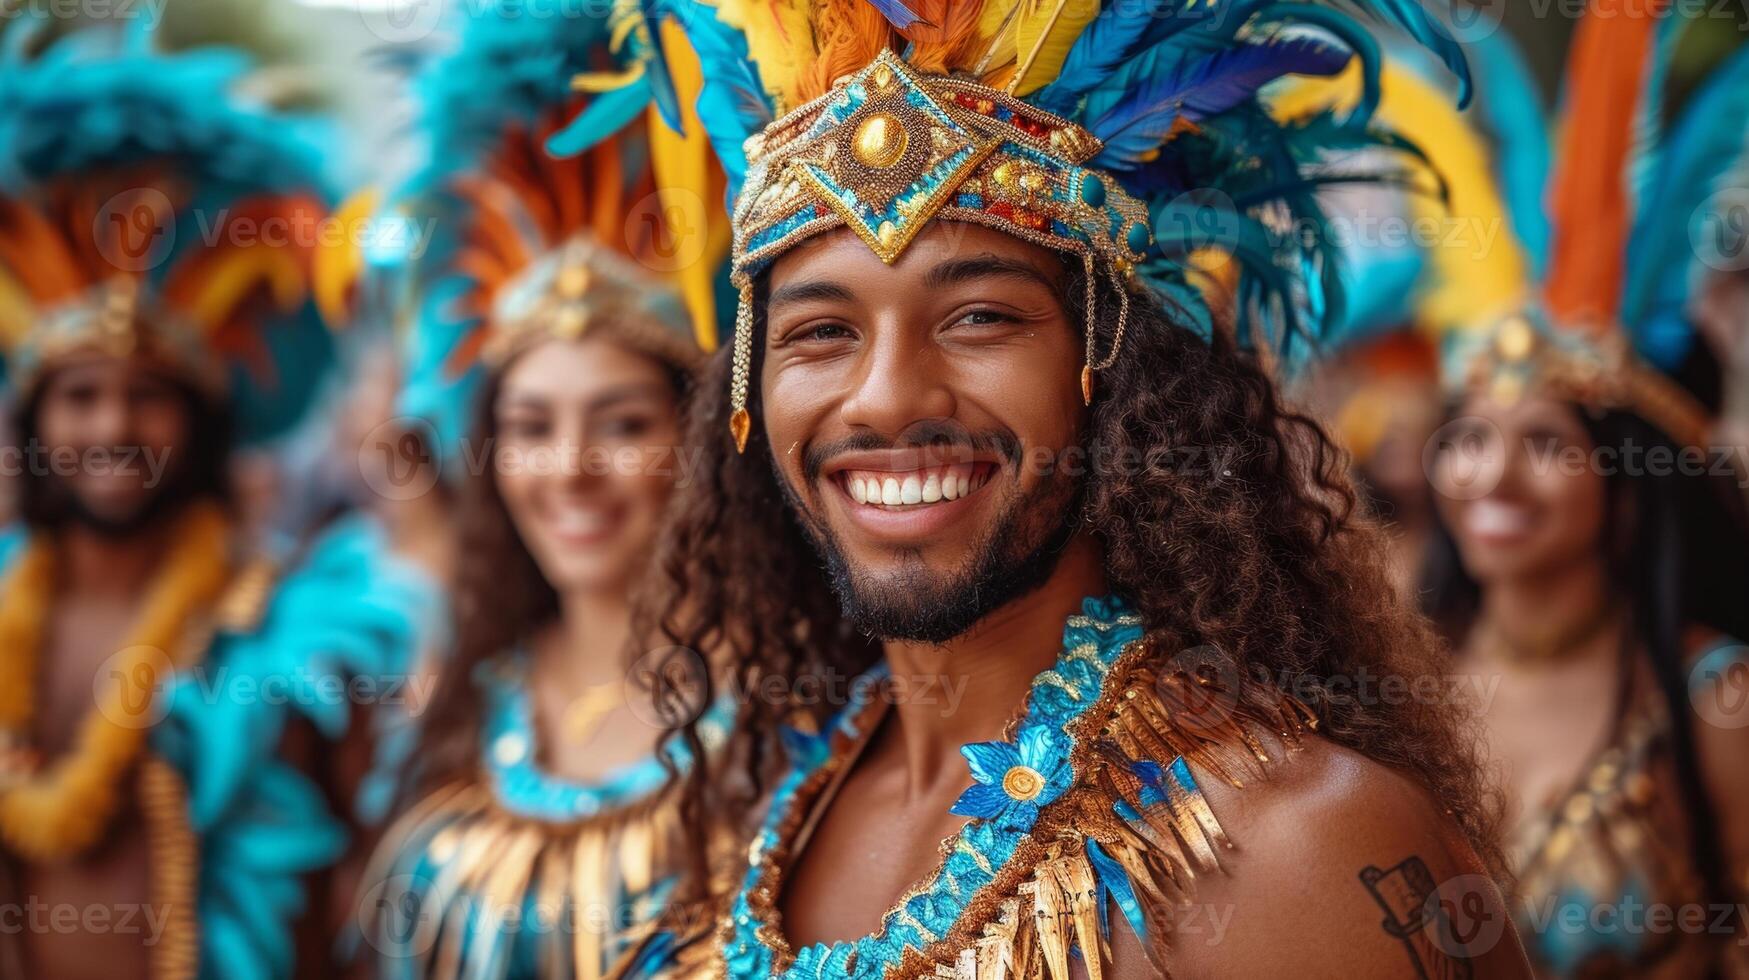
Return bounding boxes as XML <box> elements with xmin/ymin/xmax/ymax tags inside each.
<box><xmin>725</xmin><ymin>50</ymin><xmax>1152</xmax><ymax>452</ymax></box>
<box><xmin>1451</xmin><ymin>313</ymin><xmax>1712</xmax><ymax>451</ymax></box>
<box><xmin>13</xmin><ymin>278</ymin><xmax>228</xmax><ymax>394</ymax></box>
<box><xmin>474</xmin><ymin>234</ymin><xmax>701</xmax><ymax>374</ymax></box>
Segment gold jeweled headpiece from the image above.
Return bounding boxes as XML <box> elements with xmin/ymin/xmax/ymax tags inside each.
<box><xmin>725</xmin><ymin>49</ymin><xmax>1154</xmax><ymax>451</ymax></box>
<box><xmin>623</xmin><ymin>1</ymin><xmax>1475</xmax><ymax>453</ymax></box>
<box><xmin>1450</xmin><ymin>313</ymin><xmax>1712</xmax><ymax>451</ymax></box>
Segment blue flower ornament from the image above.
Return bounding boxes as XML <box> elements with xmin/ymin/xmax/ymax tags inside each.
<box><xmin>950</xmin><ymin>724</ymin><xmax>1075</xmax><ymax>831</ymax></box>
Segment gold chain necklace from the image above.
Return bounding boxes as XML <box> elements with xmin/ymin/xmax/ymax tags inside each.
<box><xmin>0</xmin><ymin>502</ymin><xmax>232</xmax><ymax>861</ymax></box>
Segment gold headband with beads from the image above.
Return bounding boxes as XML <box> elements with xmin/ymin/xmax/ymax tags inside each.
<box><xmin>724</xmin><ymin>50</ymin><xmax>1154</xmax><ymax>452</ymax></box>
<box><xmin>1454</xmin><ymin>313</ymin><xmax>1713</xmax><ymax>451</ymax></box>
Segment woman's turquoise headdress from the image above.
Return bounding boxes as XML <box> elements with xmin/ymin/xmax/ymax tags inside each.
<box><xmin>391</xmin><ymin>0</ymin><xmax>724</xmax><ymax>471</ymax></box>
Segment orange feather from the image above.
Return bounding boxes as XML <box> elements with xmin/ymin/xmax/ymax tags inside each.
<box><xmin>1543</xmin><ymin>0</ymin><xmax>1668</xmax><ymax>331</ymax></box>
<box><xmin>798</xmin><ymin>0</ymin><xmax>896</xmax><ymax>102</ymax></box>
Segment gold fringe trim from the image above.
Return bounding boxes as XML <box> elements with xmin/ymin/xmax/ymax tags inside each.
<box><xmin>738</xmin><ymin>638</ymin><xmax>1313</xmax><ymax>980</ymax></box>
<box><xmin>361</xmin><ymin>777</ymin><xmax>682</xmax><ymax>980</ymax></box>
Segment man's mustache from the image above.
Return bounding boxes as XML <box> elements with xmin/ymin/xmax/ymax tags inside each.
<box><xmin>801</xmin><ymin>419</ymin><xmax>1023</xmax><ymax>484</ymax></box>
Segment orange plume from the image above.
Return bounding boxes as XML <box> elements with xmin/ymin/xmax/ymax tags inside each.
<box><xmin>1543</xmin><ymin>0</ymin><xmax>1668</xmax><ymax>330</ymax></box>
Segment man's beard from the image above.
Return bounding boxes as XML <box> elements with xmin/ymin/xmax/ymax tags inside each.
<box><xmin>779</xmin><ymin>439</ymin><xmax>1083</xmax><ymax>645</ymax></box>
<box><xmin>43</xmin><ymin>453</ymin><xmax>192</xmax><ymax>538</ymax></box>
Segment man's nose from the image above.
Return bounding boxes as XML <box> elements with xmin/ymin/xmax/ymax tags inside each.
<box><xmin>837</xmin><ymin>324</ymin><xmax>956</xmax><ymax>434</ymax></box>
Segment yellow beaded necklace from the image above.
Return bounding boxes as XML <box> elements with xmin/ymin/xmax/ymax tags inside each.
<box><xmin>0</xmin><ymin>502</ymin><xmax>232</xmax><ymax>861</ymax></box>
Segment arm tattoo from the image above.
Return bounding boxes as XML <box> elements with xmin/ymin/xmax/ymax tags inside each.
<box><xmin>1358</xmin><ymin>856</ymin><xmax>1475</xmax><ymax>980</ymax></box>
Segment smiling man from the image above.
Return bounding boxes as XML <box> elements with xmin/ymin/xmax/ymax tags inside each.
<box><xmin>620</xmin><ymin>1</ymin><xmax>1534</xmax><ymax>977</ymax></box>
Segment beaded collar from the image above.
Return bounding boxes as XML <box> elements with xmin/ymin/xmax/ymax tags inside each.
<box><xmin>718</xmin><ymin>596</ymin><xmax>1306</xmax><ymax>979</ymax></box>
<box><xmin>476</xmin><ymin>654</ymin><xmax>725</xmax><ymax>822</ymax></box>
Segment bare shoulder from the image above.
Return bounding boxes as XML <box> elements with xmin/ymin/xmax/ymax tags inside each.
<box><xmin>1107</xmin><ymin>733</ymin><xmax>1532</xmax><ymax>980</ymax></box>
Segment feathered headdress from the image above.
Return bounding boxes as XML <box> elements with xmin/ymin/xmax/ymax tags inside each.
<box><xmin>1445</xmin><ymin>1</ymin><xmax>1749</xmax><ymax>449</ymax></box>
<box><xmin>0</xmin><ymin>22</ymin><xmax>342</xmax><ymax>443</ymax></box>
<box><xmin>582</xmin><ymin>0</ymin><xmax>1473</xmax><ymax>450</ymax></box>
<box><xmin>392</xmin><ymin>0</ymin><xmax>728</xmax><ymax>463</ymax></box>
<box><xmin>1269</xmin><ymin>27</ymin><xmax>1542</xmax><ymax>345</ymax></box>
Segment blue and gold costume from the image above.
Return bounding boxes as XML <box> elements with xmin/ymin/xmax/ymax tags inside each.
<box><xmin>349</xmin><ymin>4</ymin><xmax>731</xmax><ymax>977</ymax></box>
<box><xmin>589</xmin><ymin>0</ymin><xmax>1471</xmax><ymax>975</ymax></box>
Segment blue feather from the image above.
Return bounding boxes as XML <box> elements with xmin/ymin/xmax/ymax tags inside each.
<box><xmin>866</xmin><ymin>0</ymin><xmax>924</xmax><ymax>30</ymax></box>
<box><xmin>637</xmin><ymin>5</ymin><xmax>686</xmax><ymax>133</ymax></box>
<box><xmin>659</xmin><ymin>0</ymin><xmax>774</xmax><ymax>197</ymax></box>
<box><xmin>1091</xmin><ymin>37</ymin><xmax>1349</xmax><ymax>169</ymax></box>
<box><xmin>1035</xmin><ymin>0</ymin><xmax>1222</xmax><ymax>115</ymax></box>
<box><xmin>1620</xmin><ymin>43</ymin><xmax>1749</xmax><ymax>369</ymax></box>
<box><xmin>546</xmin><ymin>75</ymin><xmax>654</xmax><ymax>156</ymax></box>
<box><xmin>1331</xmin><ymin>0</ymin><xmax>1472</xmax><ymax>108</ymax></box>
<box><xmin>1465</xmin><ymin>29</ymin><xmax>1549</xmax><ymax>278</ymax></box>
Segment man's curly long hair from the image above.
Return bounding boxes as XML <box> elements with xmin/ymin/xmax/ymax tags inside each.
<box><xmin>638</xmin><ymin>259</ymin><xmax>1503</xmax><ymax>901</ymax></box>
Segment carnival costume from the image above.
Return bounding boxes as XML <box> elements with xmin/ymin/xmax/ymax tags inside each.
<box><xmin>0</xmin><ymin>22</ymin><xmax>370</xmax><ymax>979</ymax></box>
<box><xmin>1422</xmin><ymin>6</ymin><xmax>1749</xmax><ymax>975</ymax></box>
<box><xmin>585</xmin><ymin>1</ymin><xmax>1471</xmax><ymax>976</ymax></box>
<box><xmin>351</xmin><ymin>5</ymin><xmax>730</xmax><ymax>977</ymax></box>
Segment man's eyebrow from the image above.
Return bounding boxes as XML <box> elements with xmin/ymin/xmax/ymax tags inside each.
<box><xmin>768</xmin><ymin>279</ymin><xmax>856</xmax><ymax>309</ymax></box>
<box><xmin>924</xmin><ymin>256</ymin><xmax>1056</xmax><ymax>291</ymax></box>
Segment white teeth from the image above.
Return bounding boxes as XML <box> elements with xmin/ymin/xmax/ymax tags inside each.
<box><xmin>843</xmin><ymin>466</ymin><xmax>988</xmax><ymax>507</ymax></box>
<box><xmin>553</xmin><ymin>509</ymin><xmax>609</xmax><ymax>535</ymax></box>
<box><xmin>1468</xmin><ymin>500</ymin><xmax>1531</xmax><ymax>537</ymax></box>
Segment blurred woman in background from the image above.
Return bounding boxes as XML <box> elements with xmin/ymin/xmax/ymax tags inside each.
<box><xmin>350</xmin><ymin>6</ymin><xmax>733</xmax><ymax>976</ymax></box>
<box><xmin>1423</xmin><ymin>10</ymin><xmax>1749</xmax><ymax>975</ymax></box>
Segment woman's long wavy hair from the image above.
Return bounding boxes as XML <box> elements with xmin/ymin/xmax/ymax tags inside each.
<box><xmin>1422</xmin><ymin>406</ymin><xmax>1749</xmax><ymax>909</ymax></box>
<box><xmin>406</xmin><ymin>341</ymin><xmax>695</xmax><ymax>799</ymax></box>
<box><xmin>638</xmin><ymin>259</ymin><xmax>1505</xmax><ymax>902</ymax></box>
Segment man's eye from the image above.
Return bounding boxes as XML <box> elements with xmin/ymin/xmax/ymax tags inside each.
<box><xmin>804</xmin><ymin>323</ymin><xmax>851</xmax><ymax>342</ymax></box>
<box><xmin>957</xmin><ymin>309</ymin><xmax>1014</xmax><ymax>327</ymax></box>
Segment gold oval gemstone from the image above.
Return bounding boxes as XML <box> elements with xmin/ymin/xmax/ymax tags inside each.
<box><xmin>1002</xmin><ymin>764</ymin><xmax>1045</xmax><ymax>801</ymax></box>
<box><xmin>876</xmin><ymin>220</ymin><xmax>899</xmax><ymax>249</ymax></box>
<box><xmin>1495</xmin><ymin>316</ymin><xmax>1535</xmax><ymax>361</ymax></box>
<box><xmin>853</xmin><ymin>113</ymin><xmax>908</xmax><ymax>169</ymax></box>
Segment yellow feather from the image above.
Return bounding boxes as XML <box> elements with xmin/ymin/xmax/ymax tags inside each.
<box><xmin>0</xmin><ymin>266</ymin><xmax>33</xmax><ymax>349</ymax></box>
<box><xmin>1009</xmin><ymin>0</ymin><xmax>1099</xmax><ymax>96</ymax></box>
<box><xmin>312</xmin><ymin>188</ymin><xmax>378</xmax><ymax>329</ymax></box>
<box><xmin>186</xmin><ymin>246</ymin><xmax>308</xmax><ymax>334</ymax></box>
<box><xmin>650</xmin><ymin>18</ymin><xmax>728</xmax><ymax>350</ymax></box>
<box><xmin>1271</xmin><ymin>61</ymin><xmax>1530</xmax><ymax>337</ymax></box>
<box><xmin>714</xmin><ymin>0</ymin><xmax>817</xmax><ymax>110</ymax></box>
<box><xmin>972</xmin><ymin>1</ymin><xmax>1022</xmax><ymax>78</ymax></box>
